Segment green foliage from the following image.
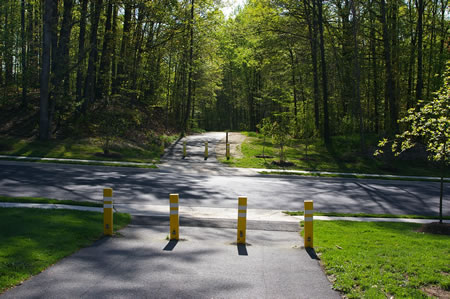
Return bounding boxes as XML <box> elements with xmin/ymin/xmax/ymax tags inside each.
<box><xmin>376</xmin><ymin>64</ymin><xmax>450</xmax><ymax>165</ymax></box>
<box><xmin>312</xmin><ymin>221</ymin><xmax>450</xmax><ymax>298</ymax></box>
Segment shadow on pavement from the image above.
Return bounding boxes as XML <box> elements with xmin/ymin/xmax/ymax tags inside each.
<box><xmin>306</xmin><ymin>247</ymin><xmax>320</xmax><ymax>260</ymax></box>
<box><xmin>163</xmin><ymin>240</ymin><xmax>178</xmax><ymax>251</ymax></box>
<box><xmin>237</xmin><ymin>244</ymin><xmax>248</xmax><ymax>256</ymax></box>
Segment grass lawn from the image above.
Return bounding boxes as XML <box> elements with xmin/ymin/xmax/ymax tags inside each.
<box><xmin>0</xmin><ymin>208</ymin><xmax>131</xmax><ymax>293</ymax></box>
<box><xmin>285</xmin><ymin>210</ymin><xmax>450</xmax><ymax>220</ymax></box>
<box><xmin>0</xmin><ymin>196</ymin><xmax>102</xmax><ymax>207</ymax></box>
<box><xmin>221</xmin><ymin>132</ymin><xmax>447</xmax><ymax>177</ymax></box>
<box><xmin>0</xmin><ymin>136</ymin><xmax>178</xmax><ymax>164</ymax></box>
<box><xmin>309</xmin><ymin>221</ymin><xmax>450</xmax><ymax>298</ymax></box>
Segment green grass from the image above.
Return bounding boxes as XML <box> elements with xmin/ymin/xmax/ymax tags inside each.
<box><xmin>309</xmin><ymin>221</ymin><xmax>450</xmax><ymax>298</ymax></box>
<box><xmin>0</xmin><ymin>196</ymin><xmax>102</xmax><ymax>207</ymax></box>
<box><xmin>285</xmin><ymin>210</ymin><xmax>450</xmax><ymax>220</ymax></box>
<box><xmin>0</xmin><ymin>136</ymin><xmax>177</xmax><ymax>164</ymax></box>
<box><xmin>223</xmin><ymin>133</ymin><xmax>447</xmax><ymax>177</ymax></box>
<box><xmin>0</xmin><ymin>208</ymin><xmax>130</xmax><ymax>293</ymax></box>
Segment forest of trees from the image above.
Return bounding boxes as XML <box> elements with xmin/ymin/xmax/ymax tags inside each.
<box><xmin>0</xmin><ymin>0</ymin><xmax>448</xmax><ymax>146</ymax></box>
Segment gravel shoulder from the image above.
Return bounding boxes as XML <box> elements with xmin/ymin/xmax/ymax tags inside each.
<box><xmin>215</xmin><ymin>132</ymin><xmax>247</xmax><ymax>159</ymax></box>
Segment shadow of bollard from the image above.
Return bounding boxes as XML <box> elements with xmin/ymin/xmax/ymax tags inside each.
<box><xmin>163</xmin><ymin>240</ymin><xmax>179</xmax><ymax>251</ymax></box>
<box><xmin>306</xmin><ymin>247</ymin><xmax>320</xmax><ymax>260</ymax></box>
<box><xmin>237</xmin><ymin>244</ymin><xmax>248</xmax><ymax>256</ymax></box>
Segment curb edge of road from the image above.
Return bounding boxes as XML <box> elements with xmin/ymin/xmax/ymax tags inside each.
<box><xmin>1</xmin><ymin>154</ymin><xmax>447</xmax><ymax>182</ymax></box>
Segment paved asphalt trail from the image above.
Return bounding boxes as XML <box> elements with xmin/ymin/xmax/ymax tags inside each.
<box><xmin>2</xmin><ymin>226</ymin><xmax>339</xmax><ymax>299</ymax></box>
<box><xmin>0</xmin><ymin>131</ymin><xmax>447</xmax><ymax>215</ymax></box>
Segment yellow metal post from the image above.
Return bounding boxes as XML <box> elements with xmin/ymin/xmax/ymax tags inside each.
<box><xmin>237</xmin><ymin>196</ymin><xmax>247</xmax><ymax>244</ymax></box>
<box><xmin>103</xmin><ymin>188</ymin><xmax>113</xmax><ymax>236</ymax></box>
<box><xmin>304</xmin><ymin>200</ymin><xmax>313</xmax><ymax>248</ymax></box>
<box><xmin>204</xmin><ymin>141</ymin><xmax>208</xmax><ymax>160</ymax></box>
<box><xmin>169</xmin><ymin>194</ymin><xmax>179</xmax><ymax>240</ymax></box>
<box><xmin>183</xmin><ymin>141</ymin><xmax>187</xmax><ymax>158</ymax></box>
<box><xmin>226</xmin><ymin>143</ymin><xmax>230</xmax><ymax>160</ymax></box>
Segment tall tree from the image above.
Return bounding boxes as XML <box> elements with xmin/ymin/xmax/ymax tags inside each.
<box><xmin>183</xmin><ymin>0</ymin><xmax>195</xmax><ymax>133</ymax></box>
<box><xmin>317</xmin><ymin>0</ymin><xmax>330</xmax><ymax>144</ymax></box>
<box><xmin>82</xmin><ymin>0</ymin><xmax>103</xmax><ymax>112</ymax></box>
<box><xmin>40</xmin><ymin>0</ymin><xmax>57</xmax><ymax>140</ymax></box>
<box><xmin>415</xmin><ymin>0</ymin><xmax>424</xmax><ymax>102</ymax></box>
<box><xmin>21</xmin><ymin>0</ymin><xmax>27</xmax><ymax>107</ymax></box>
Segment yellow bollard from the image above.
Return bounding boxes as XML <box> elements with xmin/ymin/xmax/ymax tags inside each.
<box><xmin>183</xmin><ymin>141</ymin><xmax>187</xmax><ymax>158</ymax></box>
<box><xmin>226</xmin><ymin>143</ymin><xmax>230</xmax><ymax>160</ymax></box>
<box><xmin>169</xmin><ymin>194</ymin><xmax>179</xmax><ymax>240</ymax></box>
<box><xmin>204</xmin><ymin>141</ymin><xmax>208</xmax><ymax>160</ymax></box>
<box><xmin>103</xmin><ymin>188</ymin><xmax>114</xmax><ymax>236</ymax></box>
<box><xmin>237</xmin><ymin>196</ymin><xmax>247</xmax><ymax>244</ymax></box>
<box><xmin>304</xmin><ymin>200</ymin><xmax>313</xmax><ymax>248</ymax></box>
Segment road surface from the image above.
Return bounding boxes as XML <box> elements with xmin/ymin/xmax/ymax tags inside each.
<box><xmin>0</xmin><ymin>132</ymin><xmax>447</xmax><ymax>216</ymax></box>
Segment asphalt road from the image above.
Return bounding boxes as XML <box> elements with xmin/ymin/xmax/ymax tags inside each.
<box><xmin>0</xmin><ymin>158</ymin><xmax>448</xmax><ymax>216</ymax></box>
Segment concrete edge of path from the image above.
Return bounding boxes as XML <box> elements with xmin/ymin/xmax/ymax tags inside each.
<box><xmin>0</xmin><ymin>155</ymin><xmax>156</xmax><ymax>167</ymax></box>
<box><xmin>1</xmin><ymin>154</ymin><xmax>447</xmax><ymax>182</ymax></box>
<box><xmin>1</xmin><ymin>202</ymin><xmax>448</xmax><ymax>224</ymax></box>
<box><xmin>251</xmin><ymin>168</ymin><xmax>450</xmax><ymax>182</ymax></box>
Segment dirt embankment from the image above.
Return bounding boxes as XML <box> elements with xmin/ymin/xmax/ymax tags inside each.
<box><xmin>215</xmin><ymin>132</ymin><xmax>247</xmax><ymax>159</ymax></box>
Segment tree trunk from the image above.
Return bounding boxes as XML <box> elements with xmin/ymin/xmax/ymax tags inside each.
<box><xmin>183</xmin><ymin>0</ymin><xmax>195</xmax><ymax>133</ymax></box>
<box><xmin>406</xmin><ymin>0</ymin><xmax>417</xmax><ymax>109</ymax></box>
<box><xmin>97</xmin><ymin>0</ymin><xmax>113</xmax><ymax>101</ymax></box>
<box><xmin>82</xmin><ymin>0</ymin><xmax>103</xmax><ymax>112</ymax></box>
<box><xmin>305</xmin><ymin>0</ymin><xmax>320</xmax><ymax>131</ymax></box>
<box><xmin>114</xmin><ymin>1</ymin><xmax>132</xmax><ymax>94</ymax></box>
<box><xmin>21</xmin><ymin>0</ymin><xmax>27</xmax><ymax>107</ymax></box>
<box><xmin>40</xmin><ymin>0</ymin><xmax>57</xmax><ymax>140</ymax></box>
<box><xmin>415</xmin><ymin>0</ymin><xmax>424</xmax><ymax>102</ymax></box>
<box><xmin>426</xmin><ymin>0</ymin><xmax>438</xmax><ymax>99</ymax></box>
<box><xmin>289</xmin><ymin>48</ymin><xmax>298</xmax><ymax>128</ymax></box>
<box><xmin>317</xmin><ymin>0</ymin><xmax>330</xmax><ymax>145</ymax></box>
<box><xmin>370</xmin><ymin>0</ymin><xmax>379</xmax><ymax>133</ymax></box>
<box><xmin>380</xmin><ymin>0</ymin><xmax>397</xmax><ymax>134</ymax></box>
<box><xmin>351</xmin><ymin>0</ymin><xmax>364</xmax><ymax>152</ymax></box>
<box><xmin>76</xmin><ymin>0</ymin><xmax>88</xmax><ymax>103</ymax></box>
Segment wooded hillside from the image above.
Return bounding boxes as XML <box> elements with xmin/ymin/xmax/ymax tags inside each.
<box><xmin>0</xmin><ymin>0</ymin><xmax>448</xmax><ymax>145</ymax></box>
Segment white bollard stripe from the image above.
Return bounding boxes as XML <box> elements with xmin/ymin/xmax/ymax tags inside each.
<box><xmin>170</xmin><ymin>210</ymin><xmax>179</xmax><ymax>215</ymax></box>
<box><xmin>304</xmin><ymin>209</ymin><xmax>314</xmax><ymax>214</ymax></box>
<box><xmin>238</xmin><ymin>205</ymin><xmax>247</xmax><ymax>210</ymax></box>
<box><xmin>304</xmin><ymin>217</ymin><xmax>313</xmax><ymax>222</ymax></box>
<box><xmin>103</xmin><ymin>204</ymin><xmax>113</xmax><ymax>208</ymax></box>
<box><xmin>170</xmin><ymin>203</ymin><xmax>179</xmax><ymax>208</ymax></box>
<box><xmin>238</xmin><ymin>213</ymin><xmax>247</xmax><ymax>218</ymax></box>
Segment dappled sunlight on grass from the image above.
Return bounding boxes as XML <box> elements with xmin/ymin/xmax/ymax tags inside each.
<box><xmin>312</xmin><ymin>221</ymin><xmax>450</xmax><ymax>298</ymax></box>
<box><xmin>225</xmin><ymin>133</ymin><xmax>442</xmax><ymax>177</ymax></box>
<box><xmin>0</xmin><ymin>137</ymin><xmax>170</xmax><ymax>163</ymax></box>
<box><xmin>0</xmin><ymin>208</ymin><xmax>130</xmax><ymax>293</ymax></box>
